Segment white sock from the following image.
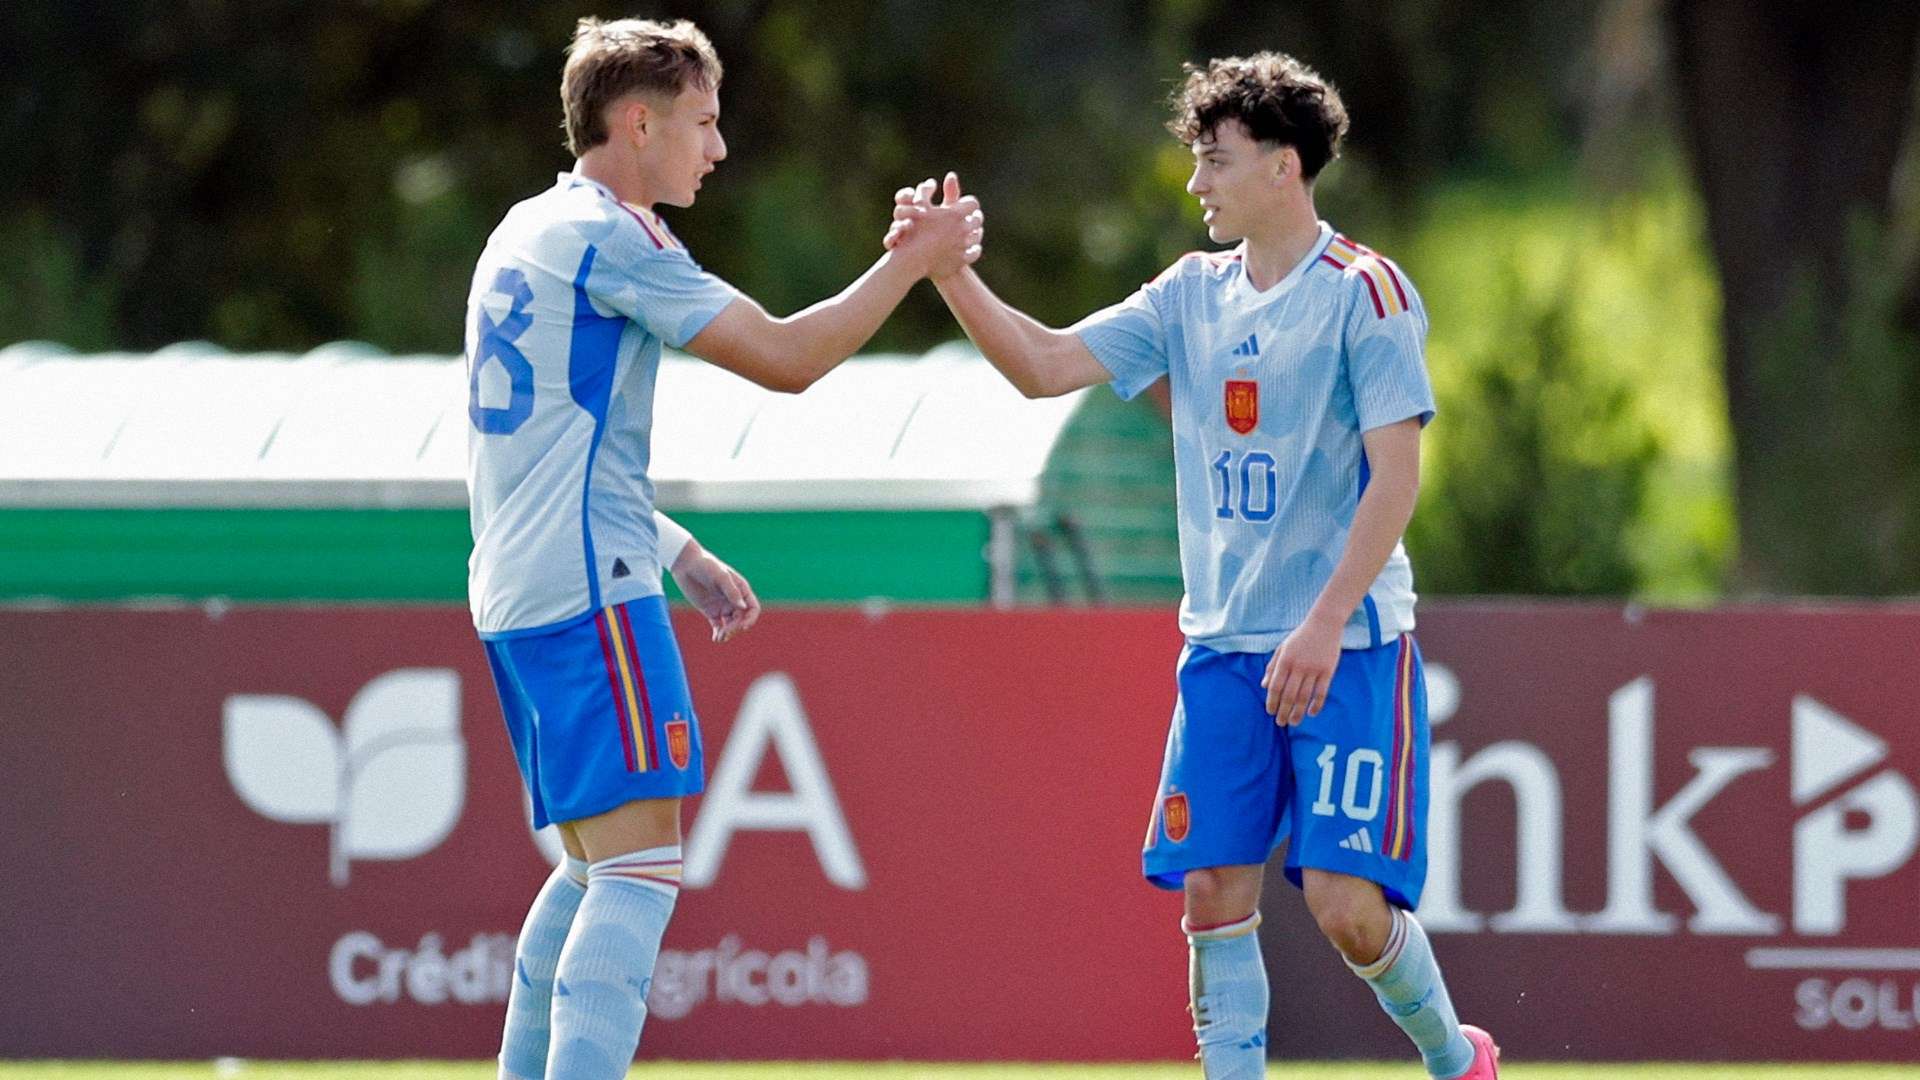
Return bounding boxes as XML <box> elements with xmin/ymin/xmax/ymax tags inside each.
<box><xmin>1347</xmin><ymin>908</ymin><xmax>1475</xmax><ymax>1079</ymax></box>
<box><xmin>498</xmin><ymin>857</ymin><xmax>589</xmax><ymax>1080</ymax></box>
<box><xmin>1185</xmin><ymin>912</ymin><xmax>1269</xmax><ymax>1080</ymax></box>
<box><xmin>546</xmin><ymin>846</ymin><xmax>681</xmax><ymax>1080</ymax></box>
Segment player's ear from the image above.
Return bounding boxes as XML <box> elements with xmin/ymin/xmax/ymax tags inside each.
<box><xmin>1272</xmin><ymin>145</ymin><xmax>1298</xmax><ymax>187</ymax></box>
<box><xmin>616</xmin><ymin>97</ymin><xmax>650</xmax><ymax>148</ymax></box>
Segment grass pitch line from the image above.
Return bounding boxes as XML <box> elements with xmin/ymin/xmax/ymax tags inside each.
<box><xmin>6</xmin><ymin>1064</ymin><xmax>1920</xmax><ymax>1079</ymax></box>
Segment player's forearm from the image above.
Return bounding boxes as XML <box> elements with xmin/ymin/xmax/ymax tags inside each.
<box><xmin>935</xmin><ymin>268</ymin><xmax>1077</xmax><ymax>398</ymax></box>
<box><xmin>766</xmin><ymin>251</ymin><xmax>921</xmax><ymax>387</ymax></box>
<box><xmin>1303</xmin><ymin>470</ymin><xmax>1419</xmax><ymax>631</ymax></box>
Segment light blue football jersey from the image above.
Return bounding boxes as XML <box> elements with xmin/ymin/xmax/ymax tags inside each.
<box><xmin>464</xmin><ymin>171</ymin><xmax>738</xmax><ymax>638</ymax></box>
<box><xmin>1075</xmin><ymin>223</ymin><xmax>1434</xmax><ymax>653</ymax></box>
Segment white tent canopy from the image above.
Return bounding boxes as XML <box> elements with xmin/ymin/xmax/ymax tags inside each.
<box><xmin>0</xmin><ymin>341</ymin><xmax>1086</xmax><ymax>513</ymax></box>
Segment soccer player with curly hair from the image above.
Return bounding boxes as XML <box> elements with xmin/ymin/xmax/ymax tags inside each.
<box><xmin>891</xmin><ymin>51</ymin><xmax>1497</xmax><ymax>1079</ymax></box>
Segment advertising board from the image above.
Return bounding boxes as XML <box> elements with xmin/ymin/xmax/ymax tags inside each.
<box><xmin>3</xmin><ymin>605</ymin><xmax>1915</xmax><ymax>1061</ymax></box>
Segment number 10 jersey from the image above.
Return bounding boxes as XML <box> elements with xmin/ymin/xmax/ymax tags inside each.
<box><xmin>1073</xmin><ymin>223</ymin><xmax>1436</xmax><ymax>654</ymax></box>
<box><xmin>463</xmin><ymin>171</ymin><xmax>738</xmax><ymax>638</ymax></box>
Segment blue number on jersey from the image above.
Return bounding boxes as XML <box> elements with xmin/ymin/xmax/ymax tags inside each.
<box><xmin>1212</xmin><ymin>449</ymin><xmax>1278</xmax><ymax>523</ymax></box>
<box><xmin>469</xmin><ymin>267</ymin><xmax>536</xmax><ymax>435</ymax></box>
<box><xmin>1212</xmin><ymin>450</ymin><xmax>1234</xmax><ymax>519</ymax></box>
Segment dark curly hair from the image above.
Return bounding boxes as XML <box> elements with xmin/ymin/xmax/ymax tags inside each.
<box><xmin>1168</xmin><ymin>53</ymin><xmax>1349</xmax><ymax>180</ymax></box>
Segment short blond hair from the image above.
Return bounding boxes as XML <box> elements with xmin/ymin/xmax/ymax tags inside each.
<box><xmin>561</xmin><ymin>17</ymin><xmax>723</xmax><ymax>156</ymax></box>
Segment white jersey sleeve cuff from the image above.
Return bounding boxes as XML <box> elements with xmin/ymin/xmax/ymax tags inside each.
<box><xmin>653</xmin><ymin>510</ymin><xmax>694</xmax><ymax>571</ymax></box>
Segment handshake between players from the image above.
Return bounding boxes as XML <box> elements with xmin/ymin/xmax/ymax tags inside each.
<box><xmin>468</xmin><ymin>14</ymin><xmax>1495</xmax><ymax>1080</ymax></box>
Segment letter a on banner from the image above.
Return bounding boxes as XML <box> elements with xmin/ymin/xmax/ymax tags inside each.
<box><xmin>685</xmin><ymin>673</ymin><xmax>866</xmax><ymax>889</ymax></box>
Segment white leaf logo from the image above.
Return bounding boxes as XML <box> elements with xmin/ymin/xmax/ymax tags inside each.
<box><xmin>225</xmin><ymin>695</ymin><xmax>339</xmax><ymax>822</ymax></box>
<box><xmin>224</xmin><ymin>668</ymin><xmax>465</xmax><ymax>886</ymax></box>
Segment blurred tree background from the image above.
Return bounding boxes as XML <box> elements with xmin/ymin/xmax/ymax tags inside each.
<box><xmin>4</xmin><ymin>0</ymin><xmax>1917</xmax><ymax>599</ymax></box>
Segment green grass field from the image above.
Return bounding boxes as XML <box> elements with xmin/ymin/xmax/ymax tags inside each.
<box><xmin>7</xmin><ymin>1065</ymin><xmax>1920</xmax><ymax>1079</ymax></box>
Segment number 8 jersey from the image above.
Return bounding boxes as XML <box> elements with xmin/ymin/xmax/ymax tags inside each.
<box><xmin>1073</xmin><ymin>223</ymin><xmax>1435</xmax><ymax>654</ymax></box>
<box><xmin>463</xmin><ymin>170</ymin><xmax>739</xmax><ymax>638</ymax></box>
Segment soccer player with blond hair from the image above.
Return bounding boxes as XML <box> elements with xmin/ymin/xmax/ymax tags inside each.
<box><xmin>892</xmin><ymin>51</ymin><xmax>1497</xmax><ymax>1079</ymax></box>
<box><xmin>465</xmin><ymin>17</ymin><xmax>980</xmax><ymax>1079</ymax></box>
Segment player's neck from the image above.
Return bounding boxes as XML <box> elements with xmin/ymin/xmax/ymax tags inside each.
<box><xmin>1239</xmin><ymin>202</ymin><xmax>1321</xmax><ymax>292</ymax></box>
<box><xmin>574</xmin><ymin>151</ymin><xmax>653</xmax><ymax>209</ymax></box>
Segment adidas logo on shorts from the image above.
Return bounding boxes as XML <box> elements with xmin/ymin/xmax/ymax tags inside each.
<box><xmin>1338</xmin><ymin>827</ymin><xmax>1374</xmax><ymax>854</ymax></box>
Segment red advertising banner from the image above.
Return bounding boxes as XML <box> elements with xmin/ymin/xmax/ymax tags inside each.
<box><xmin>1</xmin><ymin>607</ymin><xmax>1187</xmax><ymax>1061</ymax></box>
<box><xmin>2</xmin><ymin>604</ymin><xmax>1918</xmax><ymax>1063</ymax></box>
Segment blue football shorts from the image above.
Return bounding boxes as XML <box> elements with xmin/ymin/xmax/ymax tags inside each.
<box><xmin>482</xmin><ymin>595</ymin><xmax>705</xmax><ymax>828</ymax></box>
<box><xmin>1142</xmin><ymin>634</ymin><xmax>1430</xmax><ymax>910</ymax></box>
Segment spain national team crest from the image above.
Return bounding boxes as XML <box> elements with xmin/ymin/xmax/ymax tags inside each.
<box><xmin>1224</xmin><ymin>379</ymin><xmax>1258</xmax><ymax>435</ymax></box>
<box><xmin>665</xmin><ymin>718</ymin><xmax>692</xmax><ymax>770</ymax></box>
<box><xmin>1162</xmin><ymin>793</ymin><xmax>1191</xmax><ymax>843</ymax></box>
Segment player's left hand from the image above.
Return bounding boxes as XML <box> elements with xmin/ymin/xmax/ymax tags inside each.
<box><xmin>882</xmin><ymin>182</ymin><xmax>921</xmax><ymax>250</ymax></box>
<box><xmin>669</xmin><ymin>542</ymin><xmax>762</xmax><ymax>643</ymax></box>
<box><xmin>1262</xmin><ymin>614</ymin><xmax>1342</xmax><ymax>725</ymax></box>
<box><xmin>882</xmin><ymin>174</ymin><xmax>984</xmax><ymax>271</ymax></box>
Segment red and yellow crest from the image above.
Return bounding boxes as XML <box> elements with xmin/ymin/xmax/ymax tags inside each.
<box><xmin>1162</xmin><ymin>793</ymin><xmax>1191</xmax><ymax>843</ymax></box>
<box><xmin>1224</xmin><ymin>379</ymin><xmax>1259</xmax><ymax>435</ymax></box>
<box><xmin>666</xmin><ymin>718</ymin><xmax>692</xmax><ymax>769</ymax></box>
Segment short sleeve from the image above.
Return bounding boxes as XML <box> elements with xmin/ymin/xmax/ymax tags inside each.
<box><xmin>1345</xmin><ymin>264</ymin><xmax>1436</xmax><ymax>431</ymax></box>
<box><xmin>1071</xmin><ymin>266</ymin><xmax>1179</xmax><ymax>402</ymax></box>
<box><xmin>593</xmin><ymin>225</ymin><xmax>740</xmax><ymax>349</ymax></box>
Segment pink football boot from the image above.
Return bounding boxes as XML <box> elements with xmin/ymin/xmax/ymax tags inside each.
<box><xmin>1455</xmin><ymin>1024</ymin><xmax>1500</xmax><ymax>1078</ymax></box>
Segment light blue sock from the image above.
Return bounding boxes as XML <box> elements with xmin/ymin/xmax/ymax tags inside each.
<box><xmin>547</xmin><ymin>845</ymin><xmax>682</xmax><ymax>1080</ymax></box>
<box><xmin>1185</xmin><ymin>913</ymin><xmax>1269</xmax><ymax>1080</ymax></box>
<box><xmin>498</xmin><ymin>857</ymin><xmax>589</xmax><ymax>1080</ymax></box>
<box><xmin>1348</xmin><ymin>909</ymin><xmax>1475</xmax><ymax>1079</ymax></box>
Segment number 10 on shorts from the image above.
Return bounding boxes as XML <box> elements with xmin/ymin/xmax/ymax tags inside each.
<box><xmin>1311</xmin><ymin>744</ymin><xmax>1384</xmax><ymax>822</ymax></box>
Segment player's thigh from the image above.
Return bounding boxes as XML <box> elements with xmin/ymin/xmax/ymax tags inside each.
<box><xmin>1143</xmin><ymin>646</ymin><xmax>1290</xmax><ymax>889</ymax></box>
<box><xmin>1300</xmin><ymin>866</ymin><xmax>1387</xmax><ymax>915</ymax></box>
<box><xmin>1281</xmin><ymin>634</ymin><xmax>1429</xmax><ymax>910</ymax></box>
<box><xmin>566</xmin><ymin>797</ymin><xmax>682</xmax><ymax>863</ymax></box>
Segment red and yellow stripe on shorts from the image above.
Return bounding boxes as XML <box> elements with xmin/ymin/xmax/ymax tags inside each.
<box><xmin>1381</xmin><ymin>636</ymin><xmax>1418</xmax><ymax>860</ymax></box>
<box><xmin>593</xmin><ymin>605</ymin><xmax>659</xmax><ymax>773</ymax></box>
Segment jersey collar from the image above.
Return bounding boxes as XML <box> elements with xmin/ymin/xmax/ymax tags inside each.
<box><xmin>1233</xmin><ymin>221</ymin><xmax>1336</xmax><ymax>300</ymax></box>
<box><xmin>561</xmin><ymin>167</ymin><xmax>616</xmax><ymax>201</ymax></box>
<box><xmin>562</xmin><ymin>169</ymin><xmax>681</xmax><ymax>250</ymax></box>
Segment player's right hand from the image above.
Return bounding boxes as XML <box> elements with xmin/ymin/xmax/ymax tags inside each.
<box><xmin>1262</xmin><ymin>614</ymin><xmax>1340</xmax><ymax>725</ymax></box>
<box><xmin>884</xmin><ymin>172</ymin><xmax>983</xmax><ymax>279</ymax></box>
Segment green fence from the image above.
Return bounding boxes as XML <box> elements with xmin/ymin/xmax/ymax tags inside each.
<box><xmin>0</xmin><ymin>507</ymin><xmax>993</xmax><ymax>603</ymax></box>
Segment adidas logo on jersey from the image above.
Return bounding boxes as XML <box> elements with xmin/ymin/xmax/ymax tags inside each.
<box><xmin>1338</xmin><ymin>827</ymin><xmax>1374</xmax><ymax>854</ymax></box>
<box><xmin>612</xmin><ymin>557</ymin><xmax>631</xmax><ymax>579</ymax></box>
<box><xmin>1230</xmin><ymin>333</ymin><xmax>1260</xmax><ymax>357</ymax></box>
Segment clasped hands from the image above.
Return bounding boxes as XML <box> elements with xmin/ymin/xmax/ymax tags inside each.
<box><xmin>882</xmin><ymin>171</ymin><xmax>984</xmax><ymax>281</ymax></box>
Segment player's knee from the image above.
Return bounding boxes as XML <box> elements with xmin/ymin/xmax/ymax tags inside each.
<box><xmin>1183</xmin><ymin>867</ymin><xmax>1225</xmax><ymax>911</ymax></box>
<box><xmin>1182</xmin><ymin>866</ymin><xmax>1259</xmax><ymax>926</ymax></box>
<box><xmin>1303</xmin><ymin>875</ymin><xmax>1390</xmax><ymax>962</ymax></box>
<box><xmin>1309</xmin><ymin>902</ymin><xmax>1374</xmax><ymax>959</ymax></box>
